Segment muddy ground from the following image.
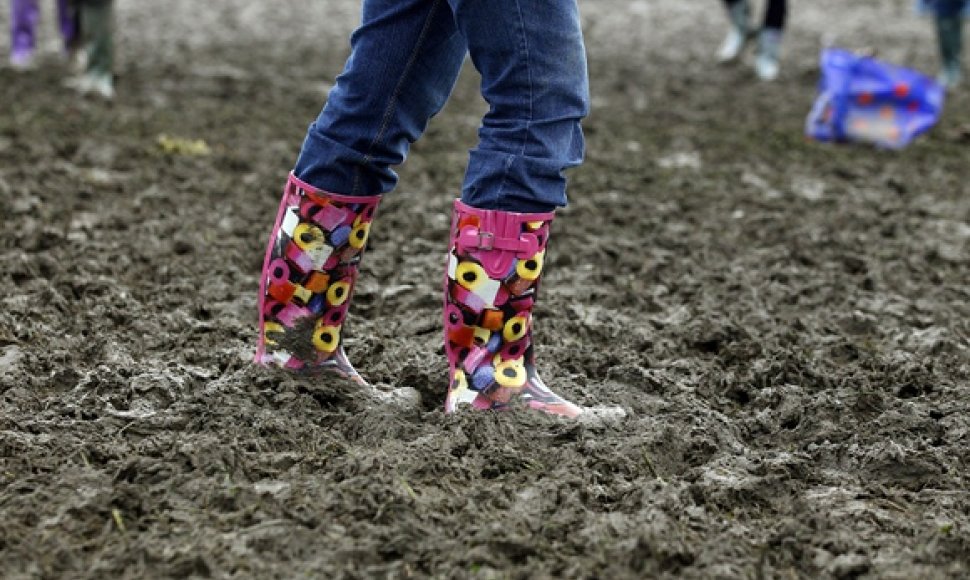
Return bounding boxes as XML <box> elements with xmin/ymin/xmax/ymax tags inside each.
<box><xmin>1</xmin><ymin>0</ymin><xmax>969</xmax><ymax>577</ymax></box>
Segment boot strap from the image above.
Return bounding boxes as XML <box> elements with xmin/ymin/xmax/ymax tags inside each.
<box><xmin>458</xmin><ymin>228</ymin><xmax>539</xmax><ymax>257</ymax></box>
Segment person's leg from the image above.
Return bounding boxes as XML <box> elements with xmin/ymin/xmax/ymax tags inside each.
<box><xmin>762</xmin><ymin>0</ymin><xmax>787</xmax><ymax>30</ymax></box>
<box><xmin>293</xmin><ymin>0</ymin><xmax>467</xmax><ymax>196</ymax></box>
<box><xmin>936</xmin><ymin>0</ymin><xmax>965</xmax><ymax>87</ymax></box>
<box><xmin>80</xmin><ymin>0</ymin><xmax>112</xmax><ymax>76</ymax></box>
<box><xmin>258</xmin><ymin>0</ymin><xmax>468</xmax><ymax>379</ymax></box>
<box><xmin>717</xmin><ymin>0</ymin><xmax>751</xmax><ymax>63</ymax></box>
<box><xmin>755</xmin><ymin>0</ymin><xmax>786</xmax><ymax>81</ymax></box>
<box><xmin>10</xmin><ymin>0</ymin><xmax>40</xmax><ymax>68</ymax></box>
<box><xmin>64</xmin><ymin>0</ymin><xmax>113</xmax><ymax>98</ymax></box>
<box><xmin>448</xmin><ymin>0</ymin><xmax>589</xmax><ymax>213</ymax></box>
<box><xmin>442</xmin><ymin>0</ymin><xmax>593</xmax><ymax>417</ymax></box>
<box><xmin>56</xmin><ymin>0</ymin><xmax>79</xmax><ymax>53</ymax></box>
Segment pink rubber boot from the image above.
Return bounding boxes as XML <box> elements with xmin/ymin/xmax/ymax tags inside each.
<box><xmin>255</xmin><ymin>173</ymin><xmax>380</xmax><ymax>385</ymax></box>
<box><xmin>443</xmin><ymin>200</ymin><xmax>583</xmax><ymax>418</ymax></box>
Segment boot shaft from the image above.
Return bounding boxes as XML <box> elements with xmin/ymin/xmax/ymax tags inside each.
<box><xmin>937</xmin><ymin>15</ymin><xmax>964</xmax><ymax>66</ymax></box>
<box><xmin>256</xmin><ymin>173</ymin><xmax>380</xmax><ymax>377</ymax></box>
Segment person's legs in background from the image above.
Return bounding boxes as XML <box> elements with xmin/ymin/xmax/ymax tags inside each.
<box><xmin>935</xmin><ymin>0</ymin><xmax>966</xmax><ymax>87</ymax></box>
<box><xmin>716</xmin><ymin>0</ymin><xmax>787</xmax><ymax>81</ymax></box>
<box><xmin>10</xmin><ymin>0</ymin><xmax>40</xmax><ymax>69</ymax></box>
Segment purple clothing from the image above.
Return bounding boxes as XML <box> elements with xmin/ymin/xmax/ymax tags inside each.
<box><xmin>10</xmin><ymin>0</ymin><xmax>77</xmax><ymax>57</ymax></box>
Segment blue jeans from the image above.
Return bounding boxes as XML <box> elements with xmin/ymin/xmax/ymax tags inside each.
<box><xmin>724</xmin><ymin>0</ymin><xmax>786</xmax><ymax>30</ymax></box>
<box><xmin>939</xmin><ymin>0</ymin><xmax>970</xmax><ymax>17</ymax></box>
<box><xmin>293</xmin><ymin>0</ymin><xmax>589</xmax><ymax>213</ymax></box>
<box><xmin>922</xmin><ymin>0</ymin><xmax>970</xmax><ymax>17</ymax></box>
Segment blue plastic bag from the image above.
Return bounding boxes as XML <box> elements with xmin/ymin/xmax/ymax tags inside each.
<box><xmin>805</xmin><ymin>48</ymin><xmax>945</xmax><ymax>149</ymax></box>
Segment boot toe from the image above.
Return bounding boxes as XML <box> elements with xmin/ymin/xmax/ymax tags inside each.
<box><xmin>755</xmin><ymin>56</ymin><xmax>780</xmax><ymax>81</ymax></box>
<box><xmin>716</xmin><ymin>29</ymin><xmax>748</xmax><ymax>63</ymax></box>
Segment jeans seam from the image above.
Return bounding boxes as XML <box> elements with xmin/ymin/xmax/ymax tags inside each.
<box><xmin>353</xmin><ymin>0</ymin><xmax>444</xmax><ymax>195</ymax></box>
<box><xmin>496</xmin><ymin>0</ymin><xmax>534</xmax><ymax>201</ymax></box>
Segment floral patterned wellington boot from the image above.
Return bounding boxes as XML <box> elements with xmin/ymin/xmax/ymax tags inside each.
<box><xmin>443</xmin><ymin>200</ymin><xmax>583</xmax><ymax>418</ymax></box>
<box><xmin>255</xmin><ymin>173</ymin><xmax>380</xmax><ymax>386</ymax></box>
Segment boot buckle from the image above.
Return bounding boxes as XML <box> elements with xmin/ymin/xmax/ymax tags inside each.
<box><xmin>477</xmin><ymin>232</ymin><xmax>495</xmax><ymax>250</ymax></box>
<box><xmin>455</xmin><ymin>228</ymin><xmax>539</xmax><ymax>258</ymax></box>
<box><xmin>457</xmin><ymin>227</ymin><xmax>538</xmax><ymax>257</ymax></box>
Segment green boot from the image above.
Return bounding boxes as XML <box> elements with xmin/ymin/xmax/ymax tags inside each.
<box><xmin>717</xmin><ymin>1</ymin><xmax>751</xmax><ymax>63</ymax></box>
<box><xmin>936</xmin><ymin>16</ymin><xmax>963</xmax><ymax>88</ymax></box>
<box><xmin>65</xmin><ymin>0</ymin><xmax>114</xmax><ymax>99</ymax></box>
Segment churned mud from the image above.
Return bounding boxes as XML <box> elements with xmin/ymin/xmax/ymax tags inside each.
<box><xmin>1</xmin><ymin>0</ymin><xmax>968</xmax><ymax>577</ymax></box>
